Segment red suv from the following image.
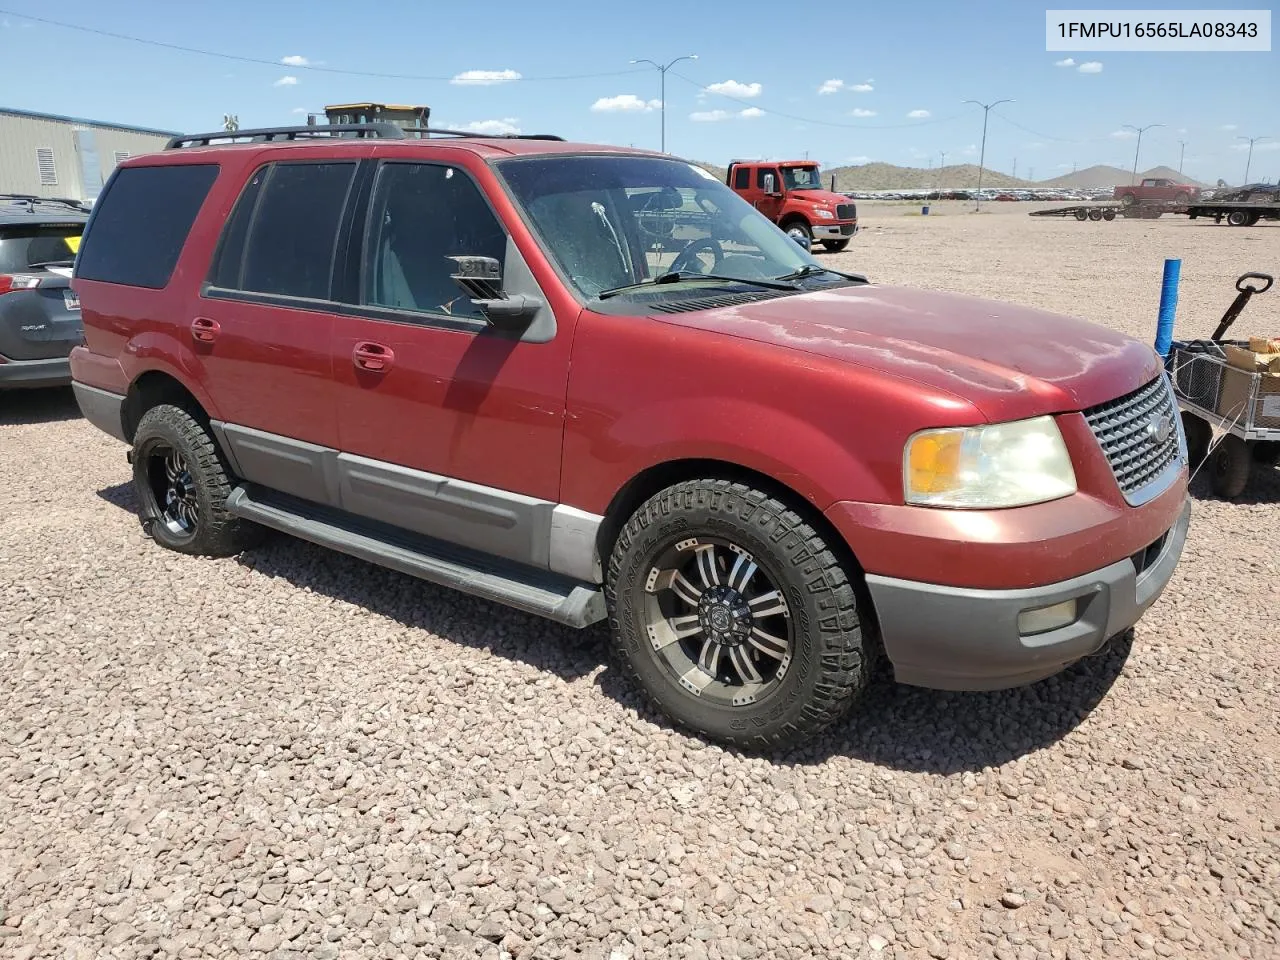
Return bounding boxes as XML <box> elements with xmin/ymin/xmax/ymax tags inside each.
<box><xmin>70</xmin><ymin>123</ymin><xmax>1190</xmax><ymax>749</ymax></box>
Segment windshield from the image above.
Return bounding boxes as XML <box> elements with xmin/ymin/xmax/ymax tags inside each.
<box><xmin>497</xmin><ymin>155</ymin><xmax>821</xmax><ymax>300</ymax></box>
<box><xmin>782</xmin><ymin>167</ymin><xmax>823</xmax><ymax>191</ymax></box>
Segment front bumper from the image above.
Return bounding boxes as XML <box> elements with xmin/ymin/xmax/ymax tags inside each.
<box><xmin>813</xmin><ymin>222</ymin><xmax>858</xmax><ymax>239</ymax></box>
<box><xmin>864</xmin><ymin>498</ymin><xmax>1190</xmax><ymax>691</ymax></box>
<box><xmin>0</xmin><ymin>356</ymin><xmax>71</xmax><ymax>389</ymax></box>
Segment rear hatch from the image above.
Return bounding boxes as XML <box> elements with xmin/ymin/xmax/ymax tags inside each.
<box><xmin>0</xmin><ymin>222</ymin><xmax>85</xmax><ymax>361</ymax></box>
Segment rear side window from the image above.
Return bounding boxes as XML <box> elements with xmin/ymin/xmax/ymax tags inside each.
<box><xmin>0</xmin><ymin>225</ymin><xmax>83</xmax><ymax>273</ymax></box>
<box><xmin>212</xmin><ymin>162</ymin><xmax>356</xmax><ymax>300</ymax></box>
<box><xmin>733</xmin><ymin>166</ymin><xmax>750</xmax><ymax>189</ymax></box>
<box><xmin>75</xmin><ymin>164</ymin><xmax>219</xmax><ymax>288</ymax></box>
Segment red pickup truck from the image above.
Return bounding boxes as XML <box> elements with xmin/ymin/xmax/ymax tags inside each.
<box><xmin>726</xmin><ymin>160</ymin><xmax>858</xmax><ymax>252</ymax></box>
<box><xmin>68</xmin><ymin>124</ymin><xmax>1189</xmax><ymax>749</ymax></box>
<box><xmin>1114</xmin><ymin>177</ymin><xmax>1199</xmax><ymax>207</ymax></box>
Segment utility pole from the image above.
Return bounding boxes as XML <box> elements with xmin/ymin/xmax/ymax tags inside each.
<box><xmin>938</xmin><ymin>151</ymin><xmax>947</xmax><ymax>200</ymax></box>
<box><xmin>1028</xmin><ymin>166</ymin><xmax>1034</xmax><ymax>182</ymax></box>
<box><xmin>1012</xmin><ymin>157</ymin><xmax>1017</xmax><ymax>180</ymax></box>
<box><xmin>629</xmin><ymin>54</ymin><xmax>698</xmax><ymax>154</ymax></box>
<box><xmin>1123</xmin><ymin>123</ymin><xmax>1164</xmax><ymax>183</ymax></box>
<box><xmin>1177</xmin><ymin>140</ymin><xmax>1187</xmax><ymax>174</ymax></box>
<box><xmin>962</xmin><ymin>98</ymin><xmax>1014</xmax><ymax>210</ymax></box>
<box><xmin>1238</xmin><ymin>135</ymin><xmax>1270</xmax><ymax>184</ymax></box>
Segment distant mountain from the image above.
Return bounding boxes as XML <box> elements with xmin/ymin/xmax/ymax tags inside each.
<box><xmin>1040</xmin><ymin>164</ymin><xmax>1208</xmax><ymax>189</ymax></box>
<box><xmin>825</xmin><ymin>162</ymin><xmax>1033</xmax><ymax>191</ymax></box>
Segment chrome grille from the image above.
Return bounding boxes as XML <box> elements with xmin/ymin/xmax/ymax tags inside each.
<box><xmin>1083</xmin><ymin>375</ymin><xmax>1182</xmax><ymax>504</ymax></box>
<box><xmin>836</xmin><ymin>202</ymin><xmax>856</xmax><ymax>220</ymax></box>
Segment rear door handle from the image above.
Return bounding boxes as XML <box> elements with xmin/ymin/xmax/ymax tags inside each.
<box><xmin>191</xmin><ymin>317</ymin><xmax>220</xmax><ymax>343</ymax></box>
<box><xmin>353</xmin><ymin>341</ymin><xmax>394</xmax><ymax>373</ymax></box>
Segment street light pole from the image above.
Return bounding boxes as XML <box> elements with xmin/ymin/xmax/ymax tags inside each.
<box><xmin>1177</xmin><ymin>139</ymin><xmax>1187</xmax><ymax>174</ymax></box>
<box><xmin>1123</xmin><ymin>123</ymin><xmax>1164</xmax><ymax>183</ymax></box>
<box><xmin>1238</xmin><ymin>135</ymin><xmax>1271</xmax><ymax>184</ymax></box>
<box><xmin>629</xmin><ymin>54</ymin><xmax>698</xmax><ymax>153</ymax></box>
<box><xmin>938</xmin><ymin>150</ymin><xmax>946</xmax><ymax>199</ymax></box>
<box><xmin>962</xmin><ymin>98</ymin><xmax>1014</xmax><ymax>211</ymax></box>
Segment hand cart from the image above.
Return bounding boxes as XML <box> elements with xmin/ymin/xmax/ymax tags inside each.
<box><xmin>1164</xmin><ymin>272</ymin><xmax>1278</xmax><ymax>498</ymax></box>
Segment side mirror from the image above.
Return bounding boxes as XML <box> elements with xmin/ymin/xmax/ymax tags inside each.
<box><xmin>448</xmin><ymin>255</ymin><xmax>541</xmax><ymax>330</ymax></box>
<box><xmin>762</xmin><ymin>173</ymin><xmax>779</xmax><ymax>196</ymax></box>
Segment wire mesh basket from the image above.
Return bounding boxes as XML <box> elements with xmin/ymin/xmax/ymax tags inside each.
<box><xmin>1169</xmin><ymin>345</ymin><xmax>1226</xmax><ymax>411</ymax></box>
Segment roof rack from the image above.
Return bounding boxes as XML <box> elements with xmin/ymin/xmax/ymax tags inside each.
<box><xmin>0</xmin><ymin>193</ymin><xmax>91</xmax><ymax>212</ymax></box>
<box><xmin>165</xmin><ymin>123</ymin><xmax>566</xmax><ymax>150</ymax></box>
<box><xmin>166</xmin><ymin>122</ymin><xmax>407</xmax><ymax>149</ymax></box>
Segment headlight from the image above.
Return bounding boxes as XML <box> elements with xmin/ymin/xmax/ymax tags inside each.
<box><xmin>904</xmin><ymin>416</ymin><xmax>1077</xmax><ymax>508</ymax></box>
<box><xmin>814</xmin><ymin>209</ymin><xmax>835</xmax><ymax>219</ymax></box>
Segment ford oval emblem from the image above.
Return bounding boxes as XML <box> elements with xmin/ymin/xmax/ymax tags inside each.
<box><xmin>1148</xmin><ymin>414</ymin><xmax>1173</xmax><ymax>444</ymax></box>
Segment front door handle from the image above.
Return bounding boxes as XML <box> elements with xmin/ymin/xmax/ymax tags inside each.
<box><xmin>191</xmin><ymin>317</ymin><xmax>220</xmax><ymax>343</ymax></box>
<box><xmin>353</xmin><ymin>341</ymin><xmax>394</xmax><ymax>373</ymax></box>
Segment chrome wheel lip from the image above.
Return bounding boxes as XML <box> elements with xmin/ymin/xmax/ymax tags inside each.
<box><xmin>642</xmin><ymin>535</ymin><xmax>794</xmax><ymax>708</ymax></box>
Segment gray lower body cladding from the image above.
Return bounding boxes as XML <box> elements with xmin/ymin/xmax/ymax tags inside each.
<box><xmin>2</xmin><ymin>356</ymin><xmax>72</xmax><ymax>389</ymax></box>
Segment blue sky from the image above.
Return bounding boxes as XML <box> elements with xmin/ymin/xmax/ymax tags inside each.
<box><xmin>1</xmin><ymin>1</ymin><xmax>1276</xmax><ymax>183</ymax></box>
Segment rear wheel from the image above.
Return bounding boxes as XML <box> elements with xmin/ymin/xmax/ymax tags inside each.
<box><xmin>131</xmin><ymin>404</ymin><xmax>261</xmax><ymax>556</ymax></box>
<box><xmin>1088</xmin><ymin>208</ymin><xmax>1103</xmax><ymax>221</ymax></box>
<box><xmin>821</xmin><ymin>239</ymin><xmax>850</xmax><ymax>253</ymax></box>
<box><xmin>1181</xmin><ymin>412</ymin><xmax>1211</xmax><ymax>469</ymax></box>
<box><xmin>1174</xmin><ymin>191</ymin><xmax>1191</xmax><ymax>205</ymax></box>
<box><xmin>1210</xmin><ymin>435</ymin><xmax>1251</xmax><ymax>499</ymax></box>
<box><xmin>1227</xmin><ymin>210</ymin><xmax>1249</xmax><ymax>226</ymax></box>
<box><xmin>606</xmin><ymin>479</ymin><xmax>869</xmax><ymax>750</ymax></box>
<box><xmin>1102</xmin><ymin>209</ymin><xmax>1117</xmax><ymax>221</ymax></box>
<box><xmin>1074</xmin><ymin>209</ymin><xmax>1089</xmax><ymax>221</ymax></box>
<box><xmin>1119</xmin><ymin>193</ymin><xmax>1136</xmax><ymax>208</ymax></box>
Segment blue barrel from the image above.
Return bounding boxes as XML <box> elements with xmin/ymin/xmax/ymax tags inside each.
<box><xmin>1154</xmin><ymin>259</ymin><xmax>1181</xmax><ymax>358</ymax></box>
<box><xmin>922</xmin><ymin>205</ymin><xmax>930</xmax><ymax>215</ymax></box>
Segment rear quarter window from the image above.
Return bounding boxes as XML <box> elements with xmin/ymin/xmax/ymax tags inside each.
<box><xmin>75</xmin><ymin>163</ymin><xmax>219</xmax><ymax>289</ymax></box>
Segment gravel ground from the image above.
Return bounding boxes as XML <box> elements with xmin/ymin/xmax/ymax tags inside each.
<box><xmin>2</xmin><ymin>211</ymin><xmax>1279</xmax><ymax>960</ymax></box>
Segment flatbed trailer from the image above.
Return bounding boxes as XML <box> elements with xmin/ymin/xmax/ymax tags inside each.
<box><xmin>1028</xmin><ymin>200</ymin><xmax>1180</xmax><ymax>222</ymax></box>
<box><xmin>1185</xmin><ymin>200</ymin><xmax>1280</xmax><ymax>227</ymax></box>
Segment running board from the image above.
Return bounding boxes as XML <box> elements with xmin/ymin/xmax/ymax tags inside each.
<box><xmin>225</xmin><ymin>487</ymin><xmax>606</xmax><ymax>628</ymax></box>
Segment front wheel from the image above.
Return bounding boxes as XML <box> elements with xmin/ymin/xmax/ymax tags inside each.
<box><xmin>606</xmin><ymin>479</ymin><xmax>869</xmax><ymax>750</ymax></box>
<box><xmin>131</xmin><ymin>404</ymin><xmax>261</xmax><ymax>556</ymax></box>
<box><xmin>783</xmin><ymin>220</ymin><xmax>813</xmax><ymax>249</ymax></box>
<box><xmin>1175</xmin><ymin>191</ymin><xmax>1191</xmax><ymax>205</ymax></box>
<box><xmin>1227</xmin><ymin>210</ymin><xmax>1249</xmax><ymax>226</ymax></box>
<box><xmin>1119</xmin><ymin>193</ymin><xmax>1136</xmax><ymax>208</ymax></box>
<box><xmin>821</xmin><ymin>239</ymin><xmax>850</xmax><ymax>253</ymax></box>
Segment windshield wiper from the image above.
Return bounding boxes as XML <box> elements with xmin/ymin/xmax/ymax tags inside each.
<box><xmin>27</xmin><ymin>259</ymin><xmax>76</xmax><ymax>269</ymax></box>
<box><xmin>774</xmin><ymin>264</ymin><xmax>868</xmax><ymax>283</ymax></box>
<box><xmin>597</xmin><ymin>270</ymin><xmax>800</xmax><ymax>301</ymax></box>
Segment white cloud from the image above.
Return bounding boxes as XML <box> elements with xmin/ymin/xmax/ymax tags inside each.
<box><xmin>281</xmin><ymin>55</ymin><xmax>309</xmax><ymax>67</ymax></box>
<box><xmin>1054</xmin><ymin>57</ymin><xmax>1076</xmax><ymax>67</ymax></box>
<box><xmin>451</xmin><ymin>69</ymin><xmax>522</xmax><ymax>86</ymax></box>
<box><xmin>706</xmin><ymin>79</ymin><xmax>762</xmax><ymax>98</ymax></box>
<box><xmin>739</xmin><ymin>107</ymin><xmax>764</xmax><ymax>119</ymax></box>
<box><xmin>1232</xmin><ymin>141</ymin><xmax>1280</xmax><ymax>152</ymax></box>
<box><xmin>690</xmin><ymin>110</ymin><xmax>732</xmax><ymax>122</ymax></box>
<box><xmin>1221</xmin><ymin>123</ymin><xmax>1238</xmax><ymax>131</ymax></box>
<box><xmin>851</xmin><ymin>83</ymin><xmax>874</xmax><ymax>93</ymax></box>
<box><xmin>907</xmin><ymin>109</ymin><xmax>931</xmax><ymax>119</ymax></box>
<box><xmin>961</xmin><ymin>143</ymin><xmax>978</xmax><ymax>156</ymax></box>
<box><xmin>1078</xmin><ymin>61</ymin><xmax>1103</xmax><ymax>73</ymax></box>
<box><xmin>592</xmin><ymin>94</ymin><xmax>661</xmax><ymax>113</ymax></box>
<box><xmin>847</xmin><ymin>156</ymin><xmax>872</xmax><ymax>164</ymax></box>
<box><xmin>460</xmin><ymin>118</ymin><xmax>521</xmax><ymax>135</ymax></box>
<box><xmin>818</xmin><ymin>79</ymin><xmax>844</xmax><ymax>95</ymax></box>
<box><xmin>1110</xmin><ymin>129</ymin><xmax>1139</xmax><ymax>139</ymax></box>
<box><xmin>274</xmin><ymin>76</ymin><xmax>299</xmax><ymax>87</ymax></box>
<box><xmin>290</xmin><ymin>107</ymin><xmax>309</xmax><ymax>115</ymax></box>
<box><xmin>850</xmin><ymin>108</ymin><xmax>877</xmax><ymax>118</ymax></box>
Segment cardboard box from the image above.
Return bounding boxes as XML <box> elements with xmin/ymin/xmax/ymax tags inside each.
<box><xmin>1247</xmin><ymin>337</ymin><xmax>1280</xmax><ymax>354</ymax></box>
<box><xmin>1224</xmin><ymin>344</ymin><xmax>1280</xmax><ymax>373</ymax></box>
<box><xmin>1216</xmin><ymin>365</ymin><xmax>1280</xmax><ymax>429</ymax></box>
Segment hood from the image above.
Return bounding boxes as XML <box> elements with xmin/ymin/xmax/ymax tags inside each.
<box><xmin>657</xmin><ymin>283</ymin><xmax>1161</xmax><ymax>422</ymax></box>
<box><xmin>792</xmin><ymin>189</ymin><xmax>851</xmax><ymax>208</ymax></box>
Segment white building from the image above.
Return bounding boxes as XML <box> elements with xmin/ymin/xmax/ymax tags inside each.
<box><xmin>0</xmin><ymin>106</ymin><xmax>179</xmax><ymax>203</ymax></box>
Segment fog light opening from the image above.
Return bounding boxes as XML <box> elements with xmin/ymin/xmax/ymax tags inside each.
<box><xmin>1017</xmin><ymin>598</ymin><xmax>1079</xmax><ymax>636</ymax></box>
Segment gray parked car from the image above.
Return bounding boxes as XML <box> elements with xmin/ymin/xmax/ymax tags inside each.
<box><xmin>0</xmin><ymin>195</ymin><xmax>90</xmax><ymax>389</ymax></box>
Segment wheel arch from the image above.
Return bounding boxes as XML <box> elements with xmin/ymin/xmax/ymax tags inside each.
<box><xmin>596</xmin><ymin>457</ymin><xmax>884</xmax><ymax>654</ymax></box>
<box><xmin>778</xmin><ymin>213</ymin><xmax>812</xmax><ymax>231</ymax></box>
<box><xmin>122</xmin><ymin>370</ymin><xmax>211</xmax><ymax>443</ymax></box>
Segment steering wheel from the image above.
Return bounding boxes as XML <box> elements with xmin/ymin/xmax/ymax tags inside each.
<box><xmin>668</xmin><ymin>237</ymin><xmax>724</xmax><ymax>275</ymax></box>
